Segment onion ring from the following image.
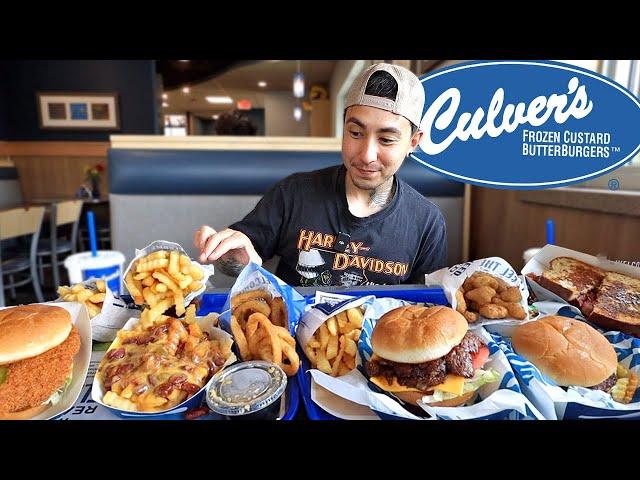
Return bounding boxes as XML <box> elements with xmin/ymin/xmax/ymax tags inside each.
<box><xmin>245</xmin><ymin>313</ymin><xmax>282</xmax><ymax>364</ymax></box>
<box><xmin>233</xmin><ymin>299</ymin><xmax>271</xmax><ymax>330</ymax></box>
<box><xmin>231</xmin><ymin>289</ymin><xmax>273</xmax><ymax>309</ymax></box>
<box><xmin>270</xmin><ymin>297</ymin><xmax>288</xmax><ymax>328</ymax></box>
<box><xmin>280</xmin><ymin>343</ymin><xmax>300</xmax><ymax>376</ymax></box>
<box><xmin>272</xmin><ymin>325</ymin><xmax>296</xmax><ymax>347</ymax></box>
<box><xmin>248</xmin><ymin>324</ymin><xmax>269</xmax><ymax>358</ymax></box>
<box><xmin>230</xmin><ymin>315</ymin><xmax>251</xmax><ymax>361</ymax></box>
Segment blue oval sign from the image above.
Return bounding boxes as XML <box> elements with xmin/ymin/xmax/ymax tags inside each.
<box><xmin>410</xmin><ymin>60</ymin><xmax>640</xmax><ymax>189</ymax></box>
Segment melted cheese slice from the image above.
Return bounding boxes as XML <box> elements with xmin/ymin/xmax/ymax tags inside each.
<box><xmin>435</xmin><ymin>374</ymin><xmax>465</xmax><ymax>395</ymax></box>
<box><xmin>370</xmin><ymin>376</ymin><xmax>422</xmax><ymax>393</ymax></box>
<box><xmin>370</xmin><ymin>374</ymin><xmax>466</xmax><ymax>396</ymax></box>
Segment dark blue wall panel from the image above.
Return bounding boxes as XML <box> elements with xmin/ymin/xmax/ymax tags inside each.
<box><xmin>0</xmin><ymin>60</ymin><xmax>157</xmax><ymax>141</ymax></box>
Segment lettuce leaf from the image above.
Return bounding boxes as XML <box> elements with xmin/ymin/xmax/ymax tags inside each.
<box><xmin>44</xmin><ymin>375</ymin><xmax>72</xmax><ymax>407</ymax></box>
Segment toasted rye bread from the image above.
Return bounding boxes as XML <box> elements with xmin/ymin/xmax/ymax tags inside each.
<box><xmin>537</xmin><ymin>257</ymin><xmax>606</xmax><ymax>305</ymax></box>
<box><xmin>589</xmin><ymin>271</ymin><xmax>640</xmax><ymax>337</ymax></box>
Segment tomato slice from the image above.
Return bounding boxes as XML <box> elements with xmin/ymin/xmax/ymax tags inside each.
<box><xmin>471</xmin><ymin>346</ymin><xmax>490</xmax><ymax>370</ymax></box>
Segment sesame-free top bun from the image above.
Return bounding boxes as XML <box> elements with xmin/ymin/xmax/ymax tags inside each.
<box><xmin>0</xmin><ymin>304</ymin><xmax>72</xmax><ymax>365</ymax></box>
<box><xmin>371</xmin><ymin>305</ymin><xmax>468</xmax><ymax>364</ymax></box>
<box><xmin>512</xmin><ymin>315</ymin><xmax>617</xmax><ymax>387</ymax></box>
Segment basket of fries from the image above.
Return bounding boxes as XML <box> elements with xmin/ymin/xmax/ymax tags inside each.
<box><xmin>56</xmin><ymin>279</ymin><xmax>139</xmax><ymax>342</ymax></box>
<box><xmin>123</xmin><ymin>240</ymin><xmax>215</xmax><ymax>327</ymax></box>
<box><xmin>91</xmin><ymin>306</ymin><xmax>235</xmax><ymax>418</ymax></box>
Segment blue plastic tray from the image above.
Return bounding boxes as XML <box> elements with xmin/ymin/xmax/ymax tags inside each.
<box><xmin>297</xmin><ymin>287</ymin><xmax>449</xmax><ymax>420</ymax></box>
<box><xmin>100</xmin><ymin>293</ymin><xmax>299</xmax><ymax>420</ymax></box>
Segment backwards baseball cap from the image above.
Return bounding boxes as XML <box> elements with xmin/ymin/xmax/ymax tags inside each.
<box><xmin>344</xmin><ymin>63</ymin><xmax>425</xmax><ymax>128</ymax></box>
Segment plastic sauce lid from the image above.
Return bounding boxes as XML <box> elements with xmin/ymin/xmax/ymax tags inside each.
<box><xmin>206</xmin><ymin>361</ymin><xmax>287</xmax><ymax>416</ymax></box>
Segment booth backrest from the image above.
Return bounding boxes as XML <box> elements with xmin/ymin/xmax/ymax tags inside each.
<box><xmin>0</xmin><ymin>168</ymin><xmax>22</xmax><ymax>209</ymax></box>
<box><xmin>109</xmin><ymin>148</ymin><xmax>464</xmax><ymax>287</ymax></box>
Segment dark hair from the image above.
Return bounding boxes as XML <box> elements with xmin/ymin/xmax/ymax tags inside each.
<box><xmin>350</xmin><ymin>70</ymin><xmax>418</xmax><ymax>136</ymax></box>
<box><xmin>364</xmin><ymin>70</ymin><xmax>399</xmax><ymax>100</ymax></box>
<box><xmin>214</xmin><ymin>110</ymin><xmax>257</xmax><ymax>135</ymax></box>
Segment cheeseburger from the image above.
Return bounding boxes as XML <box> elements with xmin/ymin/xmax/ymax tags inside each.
<box><xmin>366</xmin><ymin>305</ymin><xmax>499</xmax><ymax>407</ymax></box>
<box><xmin>512</xmin><ymin>315</ymin><xmax>618</xmax><ymax>391</ymax></box>
<box><xmin>0</xmin><ymin>304</ymin><xmax>81</xmax><ymax>419</ymax></box>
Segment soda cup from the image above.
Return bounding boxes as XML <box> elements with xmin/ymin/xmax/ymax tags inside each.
<box><xmin>64</xmin><ymin>250</ymin><xmax>126</xmax><ymax>295</ymax></box>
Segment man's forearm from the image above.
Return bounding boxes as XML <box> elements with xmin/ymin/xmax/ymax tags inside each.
<box><xmin>214</xmin><ymin>253</ymin><xmax>247</xmax><ymax>277</ymax></box>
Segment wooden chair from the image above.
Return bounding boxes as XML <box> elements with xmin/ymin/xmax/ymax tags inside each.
<box><xmin>0</xmin><ymin>206</ymin><xmax>46</xmax><ymax>306</ymax></box>
<box><xmin>36</xmin><ymin>199</ymin><xmax>83</xmax><ymax>291</ymax></box>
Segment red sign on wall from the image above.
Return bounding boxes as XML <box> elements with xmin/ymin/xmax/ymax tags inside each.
<box><xmin>237</xmin><ymin>99</ymin><xmax>252</xmax><ymax>110</ymax></box>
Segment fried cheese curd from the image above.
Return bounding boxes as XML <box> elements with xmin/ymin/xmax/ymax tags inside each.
<box><xmin>97</xmin><ymin>317</ymin><xmax>231</xmax><ymax>412</ymax></box>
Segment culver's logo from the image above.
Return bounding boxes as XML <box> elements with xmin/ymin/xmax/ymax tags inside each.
<box><xmin>410</xmin><ymin>61</ymin><xmax>640</xmax><ymax>189</ymax></box>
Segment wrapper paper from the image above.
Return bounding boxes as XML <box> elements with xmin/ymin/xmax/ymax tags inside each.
<box><xmin>123</xmin><ymin>240</ymin><xmax>215</xmax><ymax>308</ymax></box>
<box><xmin>55</xmin><ymin>277</ymin><xmax>139</xmax><ymax>342</ymax></box>
<box><xmin>0</xmin><ymin>302</ymin><xmax>92</xmax><ymax>420</ymax></box>
<box><xmin>425</xmin><ymin>257</ymin><xmax>529</xmax><ymax>327</ymax></box>
<box><xmin>487</xmin><ymin>302</ymin><xmax>640</xmax><ymax>419</ymax></box>
<box><xmin>218</xmin><ymin>262</ymin><xmax>307</xmax><ymax>337</ymax></box>
<box><xmin>91</xmin><ymin>312</ymin><xmax>235</xmax><ymax>417</ymax></box>
<box><xmin>306</xmin><ymin>296</ymin><xmax>543</xmax><ymax>420</ymax></box>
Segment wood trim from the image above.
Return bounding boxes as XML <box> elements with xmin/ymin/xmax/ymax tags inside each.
<box><xmin>0</xmin><ymin>141</ymin><xmax>109</xmax><ymax>157</ymax></box>
<box><xmin>110</xmin><ymin>135</ymin><xmax>342</xmax><ymax>152</ymax></box>
<box><xmin>12</xmin><ymin>156</ymin><xmax>109</xmax><ymax>202</ymax></box>
<box><xmin>0</xmin><ymin>157</ymin><xmax>14</xmax><ymax>167</ymax></box>
<box><xmin>470</xmin><ymin>186</ymin><xmax>640</xmax><ymax>270</ymax></box>
<box><xmin>462</xmin><ymin>183</ymin><xmax>471</xmax><ymax>262</ymax></box>
<box><xmin>518</xmin><ymin>187</ymin><xmax>640</xmax><ymax>217</ymax></box>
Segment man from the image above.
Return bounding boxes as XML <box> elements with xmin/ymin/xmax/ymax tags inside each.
<box><xmin>194</xmin><ymin>63</ymin><xmax>447</xmax><ymax>286</ymax></box>
<box><xmin>214</xmin><ymin>109</ymin><xmax>258</xmax><ymax>136</ymax></box>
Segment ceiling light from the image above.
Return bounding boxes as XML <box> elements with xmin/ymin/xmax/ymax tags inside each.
<box><xmin>293</xmin><ymin>72</ymin><xmax>305</xmax><ymax>98</ymax></box>
<box><xmin>162</xmin><ymin>93</ymin><xmax>168</xmax><ymax>100</ymax></box>
<box><xmin>294</xmin><ymin>105</ymin><xmax>302</xmax><ymax>121</ymax></box>
<box><xmin>179</xmin><ymin>60</ymin><xmax>190</xmax><ymax>62</ymax></box>
<box><xmin>206</xmin><ymin>96</ymin><xmax>233</xmax><ymax>104</ymax></box>
<box><xmin>182</xmin><ymin>87</ymin><xmax>190</xmax><ymax>94</ymax></box>
<box><xmin>212</xmin><ymin>114</ymin><xmax>219</xmax><ymax>119</ymax></box>
<box><xmin>162</xmin><ymin>102</ymin><xmax>169</xmax><ymax>108</ymax></box>
<box><xmin>258</xmin><ymin>81</ymin><xmax>267</xmax><ymax>88</ymax></box>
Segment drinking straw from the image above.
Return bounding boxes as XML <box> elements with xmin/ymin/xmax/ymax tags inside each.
<box><xmin>546</xmin><ymin>218</ymin><xmax>555</xmax><ymax>245</ymax></box>
<box><xmin>87</xmin><ymin>211</ymin><xmax>98</xmax><ymax>257</ymax></box>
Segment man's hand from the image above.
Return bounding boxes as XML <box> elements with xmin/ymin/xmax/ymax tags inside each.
<box><xmin>193</xmin><ymin>226</ymin><xmax>262</xmax><ymax>269</ymax></box>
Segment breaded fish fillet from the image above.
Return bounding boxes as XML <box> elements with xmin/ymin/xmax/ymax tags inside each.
<box><xmin>0</xmin><ymin>325</ymin><xmax>81</xmax><ymax>414</ymax></box>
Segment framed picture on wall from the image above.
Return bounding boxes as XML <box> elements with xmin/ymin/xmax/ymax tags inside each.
<box><xmin>36</xmin><ymin>92</ymin><xmax>120</xmax><ymax>130</ymax></box>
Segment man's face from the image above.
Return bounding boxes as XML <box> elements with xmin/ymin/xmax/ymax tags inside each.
<box><xmin>342</xmin><ymin>105</ymin><xmax>422</xmax><ymax>191</ymax></box>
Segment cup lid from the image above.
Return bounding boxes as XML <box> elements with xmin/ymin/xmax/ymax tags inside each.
<box><xmin>206</xmin><ymin>361</ymin><xmax>286</xmax><ymax>416</ymax></box>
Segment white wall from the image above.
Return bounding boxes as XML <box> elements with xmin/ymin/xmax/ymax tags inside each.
<box><xmin>264</xmin><ymin>92</ymin><xmax>309</xmax><ymax>136</ymax></box>
<box><xmin>329</xmin><ymin>60</ymin><xmax>369</xmax><ymax>138</ymax></box>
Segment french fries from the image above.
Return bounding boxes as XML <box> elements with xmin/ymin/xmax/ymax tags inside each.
<box><xmin>57</xmin><ymin>280</ymin><xmax>107</xmax><ymax>319</ymax></box>
<box><xmin>611</xmin><ymin>365</ymin><xmax>638</xmax><ymax>404</ymax></box>
<box><xmin>304</xmin><ymin>307</ymin><xmax>364</xmax><ymax>377</ymax></box>
<box><xmin>125</xmin><ymin>249</ymin><xmax>205</xmax><ymax>327</ymax></box>
<box><xmin>98</xmin><ymin>314</ymin><xmax>233</xmax><ymax>413</ymax></box>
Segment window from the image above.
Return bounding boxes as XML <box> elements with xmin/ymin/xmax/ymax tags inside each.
<box><xmin>163</xmin><ymin>114</ymin><xmax>187</xmax><ymax>136</ymax></box>
<box><xmin>558</xmin><ymin>60</ymin><xmax>640</xmax><ymax>191</ymax></box>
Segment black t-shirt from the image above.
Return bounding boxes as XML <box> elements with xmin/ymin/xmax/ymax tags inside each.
<box><xmin>229</xmin><ymin>165</ymin><xmax>448</xmax><ymax>287</ymax></box>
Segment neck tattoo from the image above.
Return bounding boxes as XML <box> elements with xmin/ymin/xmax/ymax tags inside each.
<box><xmin>368</xmin><ymin>177</ymin><xmax>395</xmax><ymax>208</ymax></box>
